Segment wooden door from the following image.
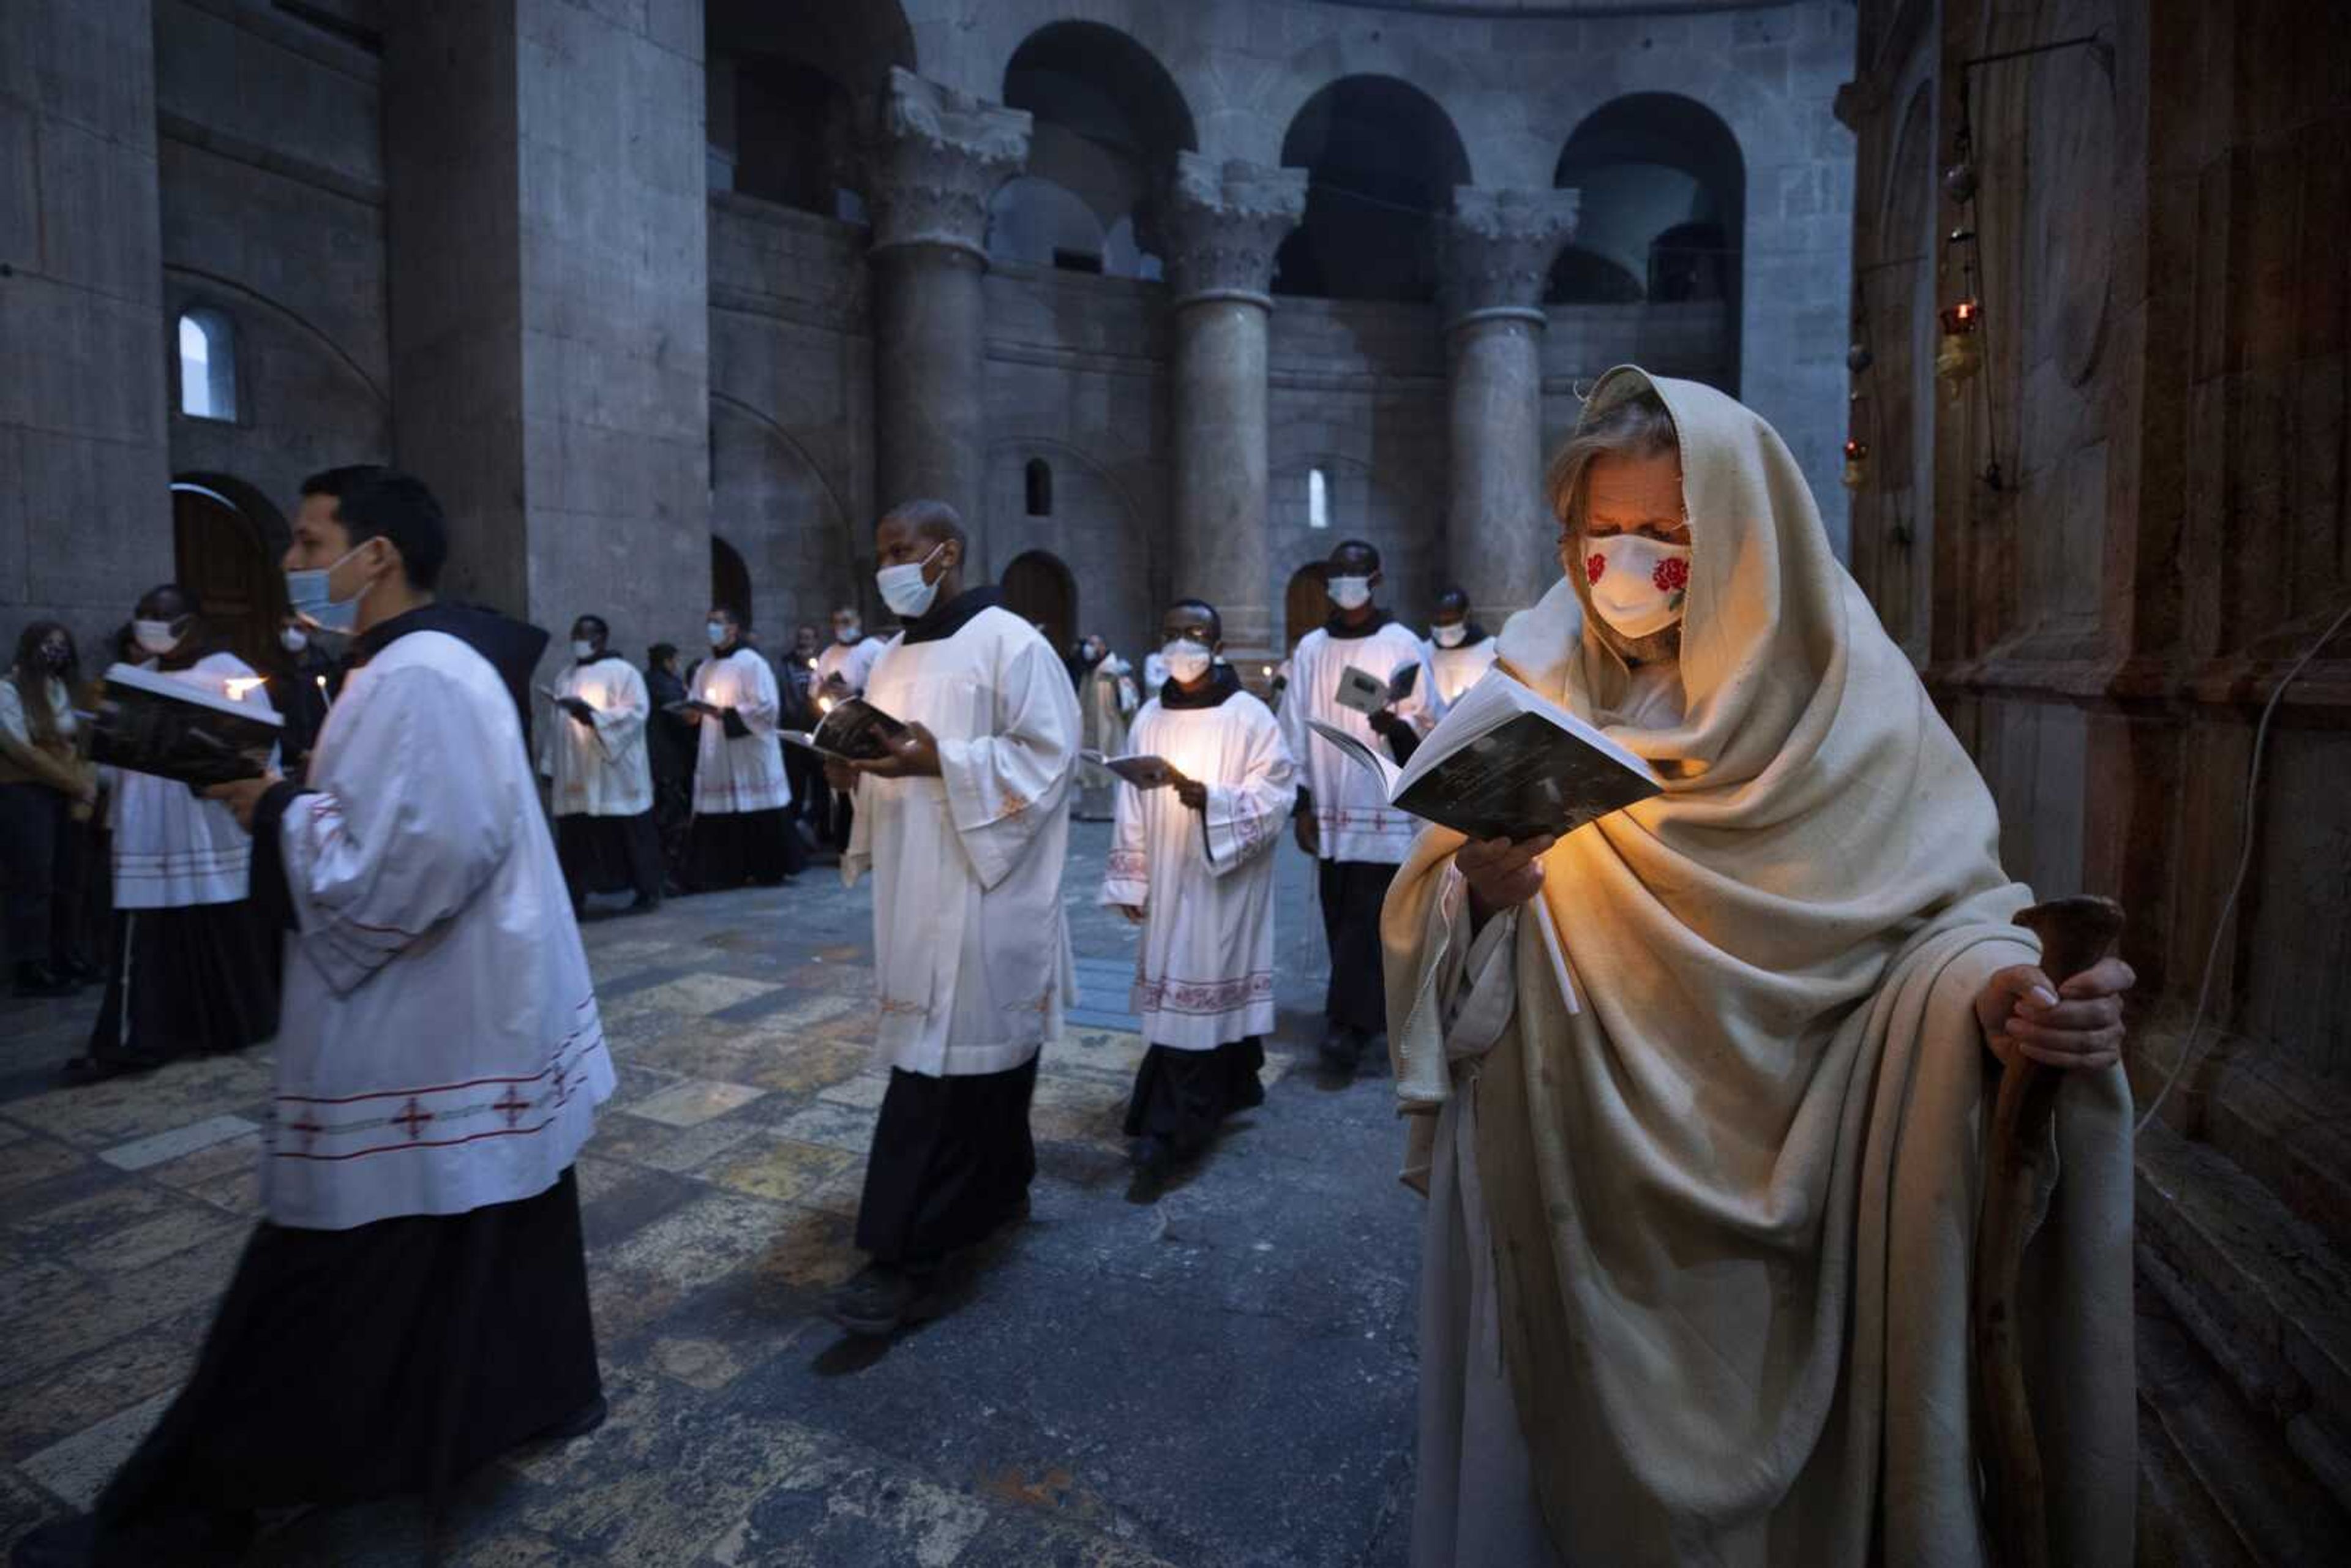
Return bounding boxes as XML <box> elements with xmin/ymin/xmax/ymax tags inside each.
<box><xmin>171</xmin><ymin>482</ymin><xmax>282</xmax><ymax>673</ymax></box>
<box><xmin>1000</xmin><ymin>549</ymin><xmax>1076</xmax><ymax>655</ymax></box>
<box><xmin>1284</xmin><ymin>563</ymin><xmax>1331</xmax><ymax>649</ymax></box>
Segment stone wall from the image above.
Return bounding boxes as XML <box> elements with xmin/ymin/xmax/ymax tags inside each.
<box><xmin>901</xmin><ymin>0</ymin><xmax>1858</xmax><ymax>554</ymax></box>
<box><xmin>156</xmin><ymin>0</ymin><xmax>391</xmax><ymax>525</ymax></box>
<box><xmin>1843</xmin><ymin>1</ymin><xmax>2351</xmax><ymax>1557</ymax></box>
<box><xmin>0</xmin><ymin>0</ymin><xmax>175</xmax><ymax>661</ymax></box>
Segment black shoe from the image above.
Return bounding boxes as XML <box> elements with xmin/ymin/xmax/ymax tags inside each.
<box><xmin>627</xmin><ymin>893</ymin><xmax>661</xmax><ymax>914</ymax></box>
<box><xmin>59</xmin><ymin>1054</ymin><xmax>148</xmax><ymax>1087</ymax></box>
<box><xmin>533</xmin><ymin>1394</ymin><xmax>608</xmax><ymax>1442</ymax></box>
<box><xmin>12</xmin><ymin>961</ymin><xmax>75</xmax><ymax>999</ymax></box>
<box><xmin>823</xmin><ymin>1262</ymin><xmax>948</xmax><ymax>1338</ymax></box>
<box><xmin>59</xmin><ymin>955</ymin><xmax>102</xmax><ymax>986</ymax></box>
<box><xmin>1317</xmin><ymin>1026</ymin><xmax>1364</xmax><ymax>1077</ymax></box>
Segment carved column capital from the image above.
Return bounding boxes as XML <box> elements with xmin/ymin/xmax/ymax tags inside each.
<box><xmin>1157</xmin><ymin>153</ymin><xmax>1309</xmax><ymax>308</ymax></box>
<box><xmin>867</xmin><ymin>66</ymin><xmax>1031</xmax><ymax>261</ymax></box>
<box><xmin>1438</xmin><ymin>186</ymin><xmax>1581</xmax><ymax>328</ymax></box>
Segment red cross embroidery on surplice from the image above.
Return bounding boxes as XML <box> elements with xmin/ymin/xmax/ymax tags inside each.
<box><xmin>492</xmin><ymin>1086</ymin><xmax>533</xmax><ymax>1127</ymax></box>
<box><xmin>286</xmin><ymin>1114</ymin><xmax>324</xmax><ymax>1152</ymax></box>
<box><xmin>391</xmin><ymin>1098</ymin><xmax>435</xmax><ymax>1140</ymax></box>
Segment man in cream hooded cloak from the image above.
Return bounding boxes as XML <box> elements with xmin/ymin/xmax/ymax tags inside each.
<box><xmin>1384</xmin><ymin>368</ymin><xmax>2138</xmax><ymax>1567</ymax></box>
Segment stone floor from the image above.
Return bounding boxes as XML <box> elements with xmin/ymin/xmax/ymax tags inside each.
<box><xmin>0</xmin><ymin>822</ymin><xmax>1420</xmax><ymax>1567</ymax></box>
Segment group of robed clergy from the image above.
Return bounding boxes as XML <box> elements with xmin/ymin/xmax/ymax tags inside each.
<box><xmin>17</xmin><ymin>367</ymin><xmax>2150</xmax><ymax>1568</ymax></box>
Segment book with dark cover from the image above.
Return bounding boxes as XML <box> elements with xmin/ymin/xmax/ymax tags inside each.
<box><xmin>1308</xmin><ymin>667</ymin><xmax>1660</xmax><ymax>842</ymax></box>
<box><xmin>782</xmin><ymin>696</ymin><xmax>907</xmax><ymax>762</ymax></box>
<box><xmin>88</xmin><ymin>662</ymin><xmax>282</xmax><ymax>789</ymax></box>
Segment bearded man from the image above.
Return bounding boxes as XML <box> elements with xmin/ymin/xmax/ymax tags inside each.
<box><xmin>1386</xmin><ymin>368</ymin><xmax>2137</xmax><ymax>1567</ymax></box>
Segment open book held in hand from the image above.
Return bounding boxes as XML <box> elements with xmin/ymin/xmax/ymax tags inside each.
<box><xmin>1307</xmin><ymin>665</ymin><xmax>1660</xmax><ymax>842</ymax></box>
<box><xmin>88</xmin><ymin>663</ymin><xmax>283</xmax><ymax>789</ymax></box>
<box><xmin>1081</xmin><ymin>749</ymin><xmax>1177</xmax><ymax>790</ymax></box>
<box><xmin>1335</xmin><ymin>659</ymin><xmax>1419</xmax><ymax>716</ymax></box>
<box><xmin>782</xmin><ymin>696</ymin><xmax>907</xmax><ymax>762</ymax></box>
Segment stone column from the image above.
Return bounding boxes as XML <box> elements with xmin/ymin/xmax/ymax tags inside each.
<box><xmin>866</xmin><ymin>67</ymin><xmax>1028</xmax><ymax>538</ymax></box>
<box><xmin>1439</xmin><ymin>187</ymin><xmax>1580</xmax><ymax>623</ymax></box>
<box><xmin>386</xmin><ymin>0</ymin><xmax>710</xmax><ymax>655</ymax></box>
<box><xmin>1159</xmin><ymin>154</ymin><xmax>1307</xmax><ymax>665</ymax></box>
<box><xmin>0</xmin><ymin>0</ymin><xmax>174</xmax><ymax>652</ymax></box>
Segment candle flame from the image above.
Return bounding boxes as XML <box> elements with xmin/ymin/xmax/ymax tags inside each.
<box><xmin>816</xmin><ymin>696</ymin><xmax>834</xmax><ymax>714</ymax></box>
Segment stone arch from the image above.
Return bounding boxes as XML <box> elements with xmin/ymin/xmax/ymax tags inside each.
<box><xmin>1000</xmin><ymin>549</ymin><xmax>1077</xmax><ymax>656</ymax></box>
<box><xmin>707</xmin><ymin>0</ymin><xmax>915</xmax><ymax>217</ymax></box>
<box><xmin>986</xmin><ymin>438</ymin><xmax>1157</xmax><ymax>660</ymax></box>
<box><xmin>1275</xmin><ymin>76</ymin><xmax>1472</xmax><ymax>303</ymax></box>
<box><xmin>996</xmin><ymin>20</ymin><xmax>1196</xmax><ymax>280</ymax></box>
<box><xmin>1269</xmin><ymin>454</ymin><xmax>1442</xmax><ymax>633</ymax></box>
<box><xmin>1548</xmin><ymin>92</ymin><xmax>1746</xmax><ymax>392</ymax></box>
<box><xmin>709</xmin><ymin>394</ymin><xmax>857</xmax><ymax>636</ymax></box>
<box><xmin>710</xmin><ymin>535</ymin><xmax>754</xmax><ymax>629</ymax></box>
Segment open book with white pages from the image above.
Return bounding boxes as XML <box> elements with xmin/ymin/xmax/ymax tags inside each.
<box><xmin>1305</xmin><ymin>665</ymin><xmax>1660</xmax><ymax>844</ymax></box>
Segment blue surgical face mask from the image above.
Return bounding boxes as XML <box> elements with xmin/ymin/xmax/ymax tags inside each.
<box><xmin>285</xmin><ymin>541</ymin><xmax>378</xmax><ymax>635</ymax></box>
<box><xmin>876</xmin><ymin>542</ymin><xmax>946</xmax><ymax>620</ymax></box>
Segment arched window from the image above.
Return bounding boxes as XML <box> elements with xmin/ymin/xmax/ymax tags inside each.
<box><xmin>177</xmin><ymin>307</ymin><xmax>238</xmax><ymax>422</ymax></box>
<box><xmin>1308</xmin><ymin>467</ymin><xmax>1330</xmax><ymax>531</ymax></box>
<box><xmin>1025</xmin><ymin>458</ymin><xmax>1054</xmax><ymax>517</ymax></box>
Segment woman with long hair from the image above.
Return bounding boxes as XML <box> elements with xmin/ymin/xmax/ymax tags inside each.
<box><xmin>0</xmin><ymin>621</ymin><xmax>98</xmax><ymax>996</ymax></box>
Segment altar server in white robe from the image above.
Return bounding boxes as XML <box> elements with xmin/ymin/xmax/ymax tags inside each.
<box><xmin>812</xmin><ymin>604</ymin><xmax>883</xmax><ymax>849</ymax></box>
<box><xmin>16</xmin><ymin>468</ymin><xmax>616</xmax><ymax>1568</ymax></box>
<box><xmin>683</xmin><ymin>604</ymin><xmax>805</xmax><ymax>888</ymax></box>
<box><xmin>542</xmin><ymin>613</ymin><xmax>662</xmax><ymax>914</ymax></box>
<box><xmin>64</xmin><ymin>586</ymin><xmax>281</xmax><ymax>1085</ymax></box>
<box><xmin>1275</xmin><ymin>537</ymin><xmax>1436</xmax><ymax>1076</ymax></box>
<box><xmin>822</xmin><ymin>499</ymin><xmax>1081</xmax><ymax>1338</ymax></box>
<box><xmin>1423</xmin><ymin>585</ymin><xmax>1499</xmax><ymax>705</ymax></box>
<box><xmin>1100</xmin><ymin>598</ymin><xmax>1295</xmax><ymax>1180</ymax></box>
<box><xmin>1073</xmin><ymin>634</ymin><xmax>1139</xmax><ymax>821</ymax></box>
<box><xmin>1384</xmin><ymin>371</ymin><xmax>2136</xmax><ymax>1568</ymax></box>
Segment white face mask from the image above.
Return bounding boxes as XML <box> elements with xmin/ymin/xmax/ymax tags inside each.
<box><xmin>1581</xmin><ymin>535</ymin><xmax>1693</xmax><ymax>639</ymax></box>
<box><xmin>833</xmin><ymin>621</ymin><xmax>860</xmax><ymax>643</ymax></box>
<box><xmin>133</xmin><ymin>618</ymin><xmax>181</xmax><ymax>656</ymax></box>
<box><xmin>876</xmin><ymin>542</ymin><xmax>946</xmax><ymax>620</ymax></box>
<box><xmin>1161</xmin><ymin>640</ymin><xmax>1213</xmax><ymax>685</ymax></box>
<box><xmin>1327</xmin><ymin>576</ymin><xmax>1373</xmax><ymax>612</ymax></box>
<box><xmin>706</xmin><ymin>620</ymin><xmax>730</xmax><ymax>648</ymax></box>
<box><xmin>280</xmin><ymin>627</ymin><xmax>309</xmax><ymax>654</ymax></box>
<box><xmin>571</xmin><ymin>639</ymin><xmax>598</xmax><ymax>662</ymax></box>
<box><xmin>1431</xmin><ymin>621</ymin><xmax>1468</xmax><ymax>649</ymax></box>
<box><xmin>287</xmin><ymin>540</ymin><xmax>378</xmax><ymax>635</ymax></box>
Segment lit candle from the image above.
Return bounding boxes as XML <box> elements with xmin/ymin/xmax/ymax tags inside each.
<box><xmin>315</xmin><ymin>673</ymin><xmax>332</xmax><ymax>711</ymax></box>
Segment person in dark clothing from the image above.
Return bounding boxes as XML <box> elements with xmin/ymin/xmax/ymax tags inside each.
<box><xmin>644</xmin><ymin>642</ymin><xmax>695</xmax><ymax>888</ymax></box>
<box><xmin>0</xmin><ymin>621</ymin><xmax>98</xmax><ymax>996</ymax></box>
<box><xmin>270</xmin><ymin>614</ymin><xmax>339</xmax><ymax>781</ymax></box>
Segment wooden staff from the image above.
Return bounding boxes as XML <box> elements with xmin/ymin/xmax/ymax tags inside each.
<box><xmin>1971</xmin><ymin>895</ymin><xmax>2125</xmax><ymax>1568</ymax></box>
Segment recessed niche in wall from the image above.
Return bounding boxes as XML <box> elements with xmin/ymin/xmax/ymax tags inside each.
<box><xmin>1026</xmin><ymin>458</ymin><xmax>1054</xmax><ymax>517</ymax></box>
<box><xmin>177</xmin><ymin>307</ymin><xmax>238</xmax><ymax>422</ymax></box>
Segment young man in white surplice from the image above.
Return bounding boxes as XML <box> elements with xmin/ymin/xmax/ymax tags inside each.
<box><xmin>19</xmin><ymin>467</ymin><xmax>615</xmax><ymax>1566</ymax></box>
<box><xmin>1275</xmin><ymin>537</ymin><xmax>1438</xmax><ymax>1078</ymax></box>
<box><xmin>1423</xmin><ymin>585</ymin><xmax>1499</xmax><ymax>705</ymax></box>
<box><xmin>822</xmin><ymin>499</ymin><xmax>1081</xmax><ymax>1338</ymax></box>
<box><xmin>541</xmin><ymin>612</ymin><xmax>663</xmax><ymax>915</ymax></box>
<box><xmin>682</xmin><ymin>604</ymin><xmax>807</xmax><ymax>888</ymax></box>
<box><xmin>1100</xmin><ymin>598</ymin><xmax>1296</xmax><ymax>1183</ymax></box>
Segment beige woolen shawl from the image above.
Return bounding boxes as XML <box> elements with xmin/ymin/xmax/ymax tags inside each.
<box><xmin>1382</xmin><ymin>369</ymin><xmax>2134</xmax><ymax>1566</ymax></box>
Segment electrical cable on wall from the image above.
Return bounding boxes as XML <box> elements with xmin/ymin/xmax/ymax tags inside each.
<box><xmin>2136</xmin><ymin>597</ymin><xmax>2351</xmax><ymax>1134</ymax></box>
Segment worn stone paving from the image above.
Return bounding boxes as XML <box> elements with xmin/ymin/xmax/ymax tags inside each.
<box><xmin>0</xmin><ymin>822</ymin><xmax>1419</xmax><ymax>1566</ymax></box>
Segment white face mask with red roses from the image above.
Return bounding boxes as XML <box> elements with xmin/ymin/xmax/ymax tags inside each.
<box><xmin>1582</xmin><ymin>535</ymin><xmax>1693</xmax><ymax>639</ymax></box>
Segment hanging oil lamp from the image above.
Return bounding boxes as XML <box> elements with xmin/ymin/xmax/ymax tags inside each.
<box><xmin>1842</xmin><ymin>436</ymin><xmax>1871</xmax><ymax>490</ymax></box>
<box><xmin>1937</xmin><ymin>297</ymin><xmax>1982</xmax><ymax>394</ymax></box>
